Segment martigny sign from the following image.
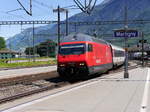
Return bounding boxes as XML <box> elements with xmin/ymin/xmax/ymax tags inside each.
<box><xmin>114</xmin><ymin>29</ymin><xmax>138</xmax><ymax>38</ymax></box>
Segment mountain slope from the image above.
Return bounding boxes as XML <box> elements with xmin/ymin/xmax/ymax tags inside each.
<box><xmin>7</xmin><ymin>0</ymin><xmax>150</xmax><ymax>51</ymax></box>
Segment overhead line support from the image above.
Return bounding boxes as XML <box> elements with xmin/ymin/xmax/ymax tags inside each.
<box><xmin>1</xmin><ymin>20</ymin><xmax>150</xmax><ymax>26</ymax></box>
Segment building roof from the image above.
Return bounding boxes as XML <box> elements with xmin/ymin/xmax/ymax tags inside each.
<box><xmin>0</xmin><ymin>49</ymin><xmax>19</xmax><ymax>54</ymax></box>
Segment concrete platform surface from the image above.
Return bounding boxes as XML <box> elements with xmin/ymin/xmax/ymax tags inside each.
<box><xmin>1</xmin><ymin>67</ymin><xmax>150</xmax><ymax>112</ymax></box>
<box><xmin>0</xmin><ymin>66</ymin><xmax>57</xmax><ymax>79</ymax></box>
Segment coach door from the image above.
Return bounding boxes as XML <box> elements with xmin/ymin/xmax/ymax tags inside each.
<box><xmin>87</xmin><ymin>43</ymin><xmax>94</xmax><ymax>66</ymax></box>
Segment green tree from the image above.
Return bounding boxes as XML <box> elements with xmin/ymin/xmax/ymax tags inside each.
<box><xmin>0</xmin><ymin>37</ymin><xmax>6</xmax><ymax>50</ymax></box>
<box><xmin>25</xmin><ymin>40</ymin><xmax>56</xmax><ymax>57</ymax></box>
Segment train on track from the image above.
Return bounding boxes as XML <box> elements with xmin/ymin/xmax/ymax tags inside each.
<box><xmin>57</xmin><ymin>33</ymin><xmax>125</xmax><ymax>80</ymax></box>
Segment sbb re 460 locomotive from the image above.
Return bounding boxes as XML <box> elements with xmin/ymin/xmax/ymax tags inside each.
<box><xmin>57</xmin><ymin>33</ymin><xmax>125</xmax><ymax>79</ymax></box>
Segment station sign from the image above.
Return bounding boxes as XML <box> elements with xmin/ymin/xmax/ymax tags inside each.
<box><xmin>114</xmin><ymin>29</ymin><xmax>138</xmax><ymax>38</ymax></box>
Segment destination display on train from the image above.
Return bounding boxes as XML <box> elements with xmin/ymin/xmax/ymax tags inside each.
<box><xmin>114</xmin><ymin>29</ymin><xmax>138</xmax><ymax>37</ymax></box>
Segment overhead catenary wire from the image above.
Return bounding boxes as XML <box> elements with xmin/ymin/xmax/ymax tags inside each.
<box><xmin>62</xmin><ymin>5</ymin><xmax>80</xmax><ymax>10</ymax></box>
<box><xmin>1</xmin><ymin>0</ymin><xmax>32</xmax><ymax>20</ymax></box>
<box><xmin>74</xmin><ymin>0</ymin><xmax>86</xmax><ymax>13</ymax></box>
<box><xmin>62</xmin><ymin>5</ymin><xmax>77</xmax><ymax>9</ymax></box>
<box><xmin>32</xmin><ymin>2</ymin><xmax>51</xmax><ymax>15</ymax></box>
<box><xmin>6</xmin><ymin>8</ymin><xmax>23</xmax><ymax>13</ymax></box>
<box><xmin>73</xmin><ymin>0</ymin><xmax>98</xmax><ymax>14</ymax></box>
<box><xmin>32</xmin><ymin>0</ymin><xmax>53</xmax><ymax>9</ymax></box>
<box><xmin>17</xmin><ymin>0</ymin><xmax>32</xmax><ymax>16</ymax></box>
<box><xmin>0</xmin><ymin>10</ymin><xmax>26</xmax><ymax>19</ymax></box>
<box><xmin>32</xmin><ymin>0</ymin><xmax>54</xmax><ymax>17</ymax></box>
<box><xmin>88</xmin><ymin>0</ymin><xmax>97</xmax><ymax>13</ymax></box>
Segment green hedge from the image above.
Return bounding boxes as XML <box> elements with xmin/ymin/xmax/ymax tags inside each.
<box><xmin>0</xmin><ymin>60</ymin><xmax>56</xmax><ymax>68</ymax></box>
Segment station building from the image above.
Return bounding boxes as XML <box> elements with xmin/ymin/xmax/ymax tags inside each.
<box><xmin>0</xmin><ymin>49</ymin><xmax>19</xmax><ymax>59</ymax></box>
<box><xmin>128</xmin><ymin>44</ymin><xmax>150</xmax><ymax>60</ymax></box>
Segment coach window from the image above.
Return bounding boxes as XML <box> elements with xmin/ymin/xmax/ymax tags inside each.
<box><xmin>88</xmin><ymin>44</ymin><xmax>93</xmax><ymax>52</ymax></box>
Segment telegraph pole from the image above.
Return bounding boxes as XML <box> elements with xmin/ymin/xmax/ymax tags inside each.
<box><xmin>124</xmin><ymin>6</ymin><xmax>129</xmax><ymax>78</ymax></box>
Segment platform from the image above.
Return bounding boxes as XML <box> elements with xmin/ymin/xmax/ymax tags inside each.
<box><xmin>0</xmin><ymin>66</ymin><xmax>57</xmax><ymax>79</ymax></box>
<box><xmin>1</xmin><ymin>67</ymin><xmax>150</xmax><ymax>112</ymax></box>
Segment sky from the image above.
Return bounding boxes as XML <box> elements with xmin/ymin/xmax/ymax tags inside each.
<box><xmin>0</xmin><ymin>0</ymin><xmax>104</xmax><ymax>39</ymax></box>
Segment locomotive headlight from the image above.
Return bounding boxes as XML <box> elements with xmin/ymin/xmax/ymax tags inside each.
<box><xmin>79</xmin><ymin>63</ymin><xmax>85</xmax><ymax>66</ymax></box>
<box><xmin>60</xmin><ymin>64</ymin><xmax>65</xmax><ymax>67</ymax></box>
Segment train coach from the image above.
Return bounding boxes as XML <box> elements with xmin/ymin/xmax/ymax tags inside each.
<box><xmin>57</xmin><ymin>33</ymin><xmax>125</xmax><ymax>79</ymax></box>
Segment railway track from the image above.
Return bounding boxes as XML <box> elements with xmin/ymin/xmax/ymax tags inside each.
<box><xmin>0</xmin><ymin>71</ymin><xmax>58</xmax><ymax>87</ymax></box>
<box><xmin>0</xmin><ymin>78</ymin><xmax>69</xmax><ymax>104</ymax></box>
<box><xmin>0</xmin><ymin>64</ymin><xmax>139</xmax><ymax>104</ymax></box>
<box><xmin>109</xmin><ymin>64</ymin><xmax>140</xmax><ymax>74</ymax></box>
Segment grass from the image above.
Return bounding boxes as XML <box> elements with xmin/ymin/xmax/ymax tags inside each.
<box><xmin>0</xmin><ymin>60</ymin><xmax>57</xmax><ymax>68</ymax></box>
<box><xmin>1</xmin><ymin>57</ymin><xmax>55</xmax><ymax>61</ymax></box>
<box><xmin>0</xmin><ymin>57</ymin><xmax>56</xmax><ymax>63</ymax></box>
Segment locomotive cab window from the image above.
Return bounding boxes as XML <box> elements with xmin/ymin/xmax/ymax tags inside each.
<box><xmin>88</xmin><ymin>44</ymin><xmax>93</xmax><ymax>52</ymax></box>
<box><xmin>59</xmin><ymin>44</ymin><xmax>85</xmax><ymax>55</ymax></box>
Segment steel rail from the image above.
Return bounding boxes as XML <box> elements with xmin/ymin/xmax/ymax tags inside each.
<box><xmin>0</xmin><ymin>64</ymin><xmax>139</xmax><ymax>104</ymax></box>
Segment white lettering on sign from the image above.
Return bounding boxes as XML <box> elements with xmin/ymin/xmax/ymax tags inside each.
<box><xmin>114</xmin><ymin>30</ymin><xmax>138</xmax><ymax>37</ymax></box>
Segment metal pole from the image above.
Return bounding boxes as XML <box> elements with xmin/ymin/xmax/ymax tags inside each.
<box><xmin>30</xmin><ymin>0</ymin><xmax>32</xmax><ymax>16</ymax></box>
<box><xmin>28</xmin><ymin>33</ymin><xmax>31</xmax><ymax>62</ymax></box>
<box><xmin>47</xmin><ymin>40</ymin><xmax>49</xmax><ymax>57</ymax></box>
<box><xmin>9</xmin><ymin>39</ymin><xmax>12</xmax><ymax>63</ymax></box>
<box><xmin>124</xmin><ymin>6</ymin><xmax>129</xmax><ymax>78</ymax></box>
<box><xmin>124</xmin><ymin>36</ymin><xmax>129</xmax><ymax>78</ymax></box>
<box><xmin>141</xmin><ymin>32</ymin><xmax>144</xmax><ymax>67</ymax></box>
<box><xmin>32</xmin><ymin>22</ymin><xmax>35</xmax><ymax>62</ymax></box>
<box><xmin>66</xmin><ymin>10</ymin><xmax>69</xmax><ymax>36</ymax></box>
<box><xmin>57</xmin><ymin>5</ymin><xmax>61</xmax><ymax>47</ymax></box>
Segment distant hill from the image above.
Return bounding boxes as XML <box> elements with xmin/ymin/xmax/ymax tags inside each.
<box><xmin>6</xmin><ymin>0</ymin><xmax>150</xmax><ymax>51</ymax></box>
<box><xmin>6</xmin><ymin>24</ymin><xmax>55</xmax><ymax>51</ymax></box>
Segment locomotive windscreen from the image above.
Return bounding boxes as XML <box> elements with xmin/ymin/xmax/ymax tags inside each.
<box><xmin>59</xmin><ymin>43</ymin><xmax>85</xmax><ymax>55</ymax></box>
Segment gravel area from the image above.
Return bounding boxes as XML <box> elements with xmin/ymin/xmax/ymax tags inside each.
<box><xmin>0</xmin><ymin>80</ymin><xmax>53</xmax><ymax>100</ymax></box>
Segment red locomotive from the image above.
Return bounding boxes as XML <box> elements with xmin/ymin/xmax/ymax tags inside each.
<box><xmin>57</xmin><ymin>33</ymin><xmax>125</xmax><ymax>79</ymax></box>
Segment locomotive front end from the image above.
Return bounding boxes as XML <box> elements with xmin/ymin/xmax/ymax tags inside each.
<box><xmin>57</xmin><ymin>43</ymin><xmax>89</xmax><ymax>79</ymax></box>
